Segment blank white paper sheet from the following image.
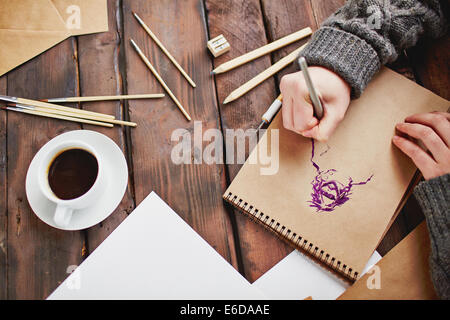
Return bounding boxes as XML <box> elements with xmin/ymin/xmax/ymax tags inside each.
<box><xmin>254</xmin><ymin>249</ymin><xmax>381</xmax><ymax>300</ymax></box>
<box><xmin>49</xmin><ymin>192</ymin><xmax>266</xmax><ymax>300</ymax></box>
<box><xmin>48</xmin><ymin>191</ymin><xmax>381</xmax><ymax>300</ymax></box>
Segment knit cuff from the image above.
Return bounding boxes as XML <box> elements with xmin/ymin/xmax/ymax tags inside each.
<box><xmin>414</xmin><ymin>173</ymin><xmax>450</xmax><ymax>236</ymax></box>
<box><xmin>300</xmin><ymin>27</ymin><xmax>381</xmax><ymax>98</ymax></box>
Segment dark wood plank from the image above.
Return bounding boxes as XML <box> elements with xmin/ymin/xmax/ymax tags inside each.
<box><xmin>6</xmin><ymin>40</ymin><xmax>84</xmax><ymax>299</ymax></box>
<box><xmin>261</xmin><ymin>0</ymin><xmax>316</xmax><ymax>80</ymax></box>
<box><xmin>409</xmin><ymin>35</ymin><xmax>450</xmax><ymax>100</ymax></box>
<box><xmin>122</xmin><ymin>0</ymin><xmax>239</xmax><ymax>269</ymax></box>
<box><xmin>206</xmin><ymin>0</ymin><xmax>276</xmax><ymax>173</ymax></box>
<box><xmin>76</xmin><ymin>0</ymin><xmax>135</xmax><ymax>252</ymax></box>
<box><xmin>377</xmin><ymin>195</ymin><xmax>425</xmax><ymax>255</ymax></box>
<box><xmin>205</xmin><ymin>0</ymin><xmax>292</xmax><ymax>282</ymax></box>
<box><xmin>0</xmin><ymin>75</ymin><xmax>7</xmax><ymax>299</ymax></box>
<box><xmin>310</xmin><ymin>0</ymin><xmax>344</xmax><ymax>24</ymax></box>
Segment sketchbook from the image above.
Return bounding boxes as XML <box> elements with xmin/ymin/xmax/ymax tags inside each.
<box><xmin>223</xmin><ymin>68</ymin><xmax>449</xmax><ymax>282</ymax></box>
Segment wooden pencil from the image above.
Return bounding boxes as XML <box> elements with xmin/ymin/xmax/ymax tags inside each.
<box><xmin>212</xmin><ymin>27</ymin><xmax>312</xmax><ymax>75</ymax></box>
<box><xmin>133</xmin><ymin>12</ymin><xmax>197</xmax><ymax>88</ymax></box>
<box><xmin>223</xmin><ymin>44</ymin><xmax>307</xmax><ymax>104</ymax></box>
<box><xmin>130</xmin><ymin>39</ymin><xmax>192</xmax><ymax>121</ymax></box>
<box><xmin>42</xmin><ymin>94</ymin><xmax>165</xmax><ymax>103</ymax></box>
<box><xmin>2</xmin><ymin>106</ymin><xmax>114</xmax><ymax>128</ymax></box>
<box><xmin>9</xmin><ymin>103</ymin><xmax>137</xmax><ymax>127</ymax></box>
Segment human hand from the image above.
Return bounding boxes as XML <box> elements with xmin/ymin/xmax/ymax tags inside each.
<box><xmin>393</xmin><ymin>112</ymin><xmax>450</xmax><ymax>180</ymax></box>
<box><xmin>280</xmin><ymin>66</ymin><xmax>351</xmax><ymax>141</ymax></box>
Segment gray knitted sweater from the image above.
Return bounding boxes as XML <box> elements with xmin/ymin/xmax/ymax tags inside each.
<box><xmin>301</xmin><ymin>0</ymin><xmax>449</xmax><ymax>299</ymax></box>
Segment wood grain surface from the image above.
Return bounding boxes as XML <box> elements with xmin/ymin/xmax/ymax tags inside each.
<box><xmin>0</xmin><ymin>0</ymin><xmax>448</xmax><ymax>298</ymax></box>
<box><xmin>205</xmin><ymin>0</ymin><xmax>293</xmax><ymax>282</ymax></box>
<box><xmin>5</xmin><ymin>40</ymin><xmax>84</xmax><ymax>299</ymax></box>
<box><xmin>122</xmin><ymin>0</ymin><xmax>238</xmax><ymax>269</ymax></box>
<box><xmin>76</xmin><ymin>0</ymin><xmax>135</xmax><ymax>253</ymax></box>
<box><xmin>409</xmin><ymin>35</ymin><xmax>450</xmax><ymax>101</ymax></box>
<box><xmin>261</xmin><ymin>0</ymin><xmax>317</xmax><ymax>80</ymax></box>
<box><xmin>0</xmin><ymin>75</ymin><xmax>7</xmax><ymax>300</ymax></box>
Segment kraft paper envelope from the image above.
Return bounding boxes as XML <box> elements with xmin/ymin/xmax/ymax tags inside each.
<box><xmin>0</xmin><ymin>0</ymin><xmax>108</xmax><ymax>77</ymax></box>
<box><xmin>51</xmin><ymin>0</ymin><xmax>109</xmax><ymax>36</ymax></box>
<box><xmin>338</xmin><ymin>222</ymin><xmax>438</xmax><ymax>300</ymax></box>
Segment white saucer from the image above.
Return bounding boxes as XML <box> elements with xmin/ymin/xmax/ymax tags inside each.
<box><xmin>26</xmin><ymin>130</ymin><xmax>129</xmax><ymax>231</ymax></box>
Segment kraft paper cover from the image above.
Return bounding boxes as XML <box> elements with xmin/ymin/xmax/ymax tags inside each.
<box><xmin>0</xmin><ymin>0</ymin><xmax>108</xmax><ymax>76</ymax></box>
<box><xmin>224</xmin><ymin>68</ymin><xmax>449</xmax><ymax>280</ymax></box>
<box><xmin>338</xmin><ymin>222</ymin><xmax>438</xmax><ymax>300</ymax></box>
<box><xmin>51</xmin><ymin>0</ymin><xmax>108</xmax><ymax>36</ymax></box>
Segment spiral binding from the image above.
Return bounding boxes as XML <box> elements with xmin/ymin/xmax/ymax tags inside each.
<box><xmin>224</xmin><ymin>192</ymin><xmax>359</xmax><ymax>282</ymax></box>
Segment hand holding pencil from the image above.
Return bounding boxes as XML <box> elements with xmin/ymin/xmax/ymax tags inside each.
<box><xmin>280</xmin><ymin>65</ymin><xmax>351</xmax><ymax>141</ymax></box>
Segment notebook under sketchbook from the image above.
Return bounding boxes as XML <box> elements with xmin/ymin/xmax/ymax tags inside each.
<box><xmin>338</xmin><ymin>221</ymin><xmax>438</xmax><ymax>299</ymax></box>
<box><xmin>223</xmin><ymin>68</ymin><xmax>449</xmax><ymax>282</ymax></box>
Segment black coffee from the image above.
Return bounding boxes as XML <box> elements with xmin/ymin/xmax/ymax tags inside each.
<box><xmin>48</xmin><ymin>148</ymin><xmax>98</xmax><ymax>200</ymax></box>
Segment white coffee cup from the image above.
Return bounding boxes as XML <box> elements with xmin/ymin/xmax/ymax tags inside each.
<box><xmin>38</xmin><ymin>140</ymin><xmax>108</xmax><ymax>228</ymax></box>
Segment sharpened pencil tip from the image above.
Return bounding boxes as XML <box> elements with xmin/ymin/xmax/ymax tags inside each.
<box><xmin>223</xmin><ymin>95</ymin><xmax>235</xmax><ymax>104</ymax></box>
<box><xmin>133</xmin><ymin>11</ymin><xmax>143</xmax><ymax>23</ymax></box>
<box><xmin>257</xmin><ymin>121</ymin><xmax>265</xmax><ymax>131</ymax></box>
<box><xmin>130</xmin><ymin>39</ymin><xmax>138</xmax><ymax>50</ymax></box>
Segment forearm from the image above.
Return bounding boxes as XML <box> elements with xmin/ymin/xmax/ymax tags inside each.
<box><xmin>301</xmin><ymin>0</ymin><xmax>448</xmax><ymax>98</ymax></box>
<box><xmin>413</xmin><ymin>173</ymin><xmax>450</xmax><ymax>300</ymax></box>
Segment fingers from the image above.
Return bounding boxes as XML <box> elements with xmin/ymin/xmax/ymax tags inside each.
<box><xmin>392</xmin><ymin>135</ymin><xmax>437</xmax><ymax>179</ymax></box>
<box><xmin>300</xmin><ymin>125</ymin><xmax>318</xmax><ymax>139</ymax></box>
<box><xmin>292</xmin><ymin>97</ymin><xmax>317</xmax><ymax>132</ymax></box>
<box><xmin>280</xmin><ymin>67</ymin><xmax>351</xmax><ymax>140</ymax></box>
<box><xmin>396</xmin><ymin>122</ymin><xmax>449</xmax><ymax>163</ymax></box>
<box><xmin>405</xmin><ymin>112</ymin><xmax>450</xmax><ymax>146</ymax></box>
<box><xmin>300</xmin><ymin>103</ymin><xmax>345</xmax><ymax>141</ymax></box>
<box><xmin>282</xmin><ymin>96</ymin><xmax>294</xmax><ymax>131</ymax></box>
<box><xmin>316</xmin><ymin>107</ymin><xmax>344</xmax><ymax>141</ymax></box>
<box><xmin>396</xmin><ymin>112</ymin><xmax>450</xmax><ymax>180</ymax></box>
<box><xmin>280</xmin><ymin>72</ymin><xmax>316</xmax><ymax>133</ymax></box>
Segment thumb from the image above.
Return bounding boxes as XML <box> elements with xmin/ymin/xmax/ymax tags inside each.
<box><xmin>316</xmin><ymin>107</ymin><xmax>343</xmax><ymax>141</ymax></box>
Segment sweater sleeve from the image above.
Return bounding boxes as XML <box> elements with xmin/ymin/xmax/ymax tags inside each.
<box><xmin>301</xmin><ymin>0</ymin><xmax>448</xmax><ymax>98</ymax></box>
<box><xmin>413</xmin><ymin>173</ymin><xmax>450</xmax><ymax>300</ymax></box>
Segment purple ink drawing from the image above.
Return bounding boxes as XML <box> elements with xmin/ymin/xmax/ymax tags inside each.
<box><xmin>309</xmin><ymin>139</ymin><xmax>373</xmax><ymax>213</ymax></box>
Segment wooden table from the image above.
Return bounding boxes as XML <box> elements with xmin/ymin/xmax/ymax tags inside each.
<box><xmin>0</xmin><ymin>0</ymin><xmax>448</xmax><ymax>299</ymax></box>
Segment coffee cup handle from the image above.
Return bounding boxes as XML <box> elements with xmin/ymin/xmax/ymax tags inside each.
<box><xmin>54</xmin><ymin>205</ymin><xmax>73</xmax><ymax>227</ymax></box>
